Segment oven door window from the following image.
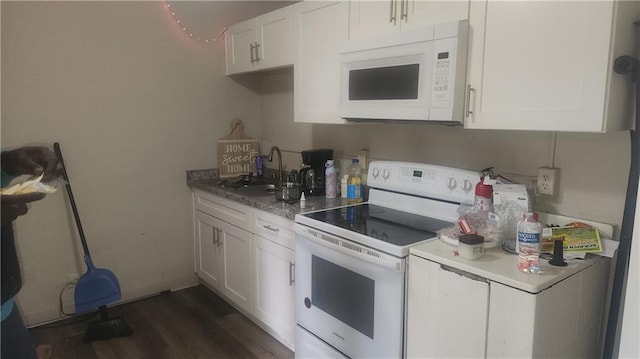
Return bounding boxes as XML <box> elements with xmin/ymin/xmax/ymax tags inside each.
<box><xmin>311</xmin><ymin>255</ymin><xmax>375</xmax><ymax>339</ymax></box>
<box><xmin>348</xmin><ymin>64</ymin><xmax>420</xmax><ymax>100</ymax></box>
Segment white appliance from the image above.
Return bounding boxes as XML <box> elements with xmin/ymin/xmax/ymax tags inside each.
<box><xmin>294</xmin><ymin>161</ymin><xmax>480</xmax><ymax>358</ymax></box>
<box><xmin>339</xmin><ymin>20</ymin><xmax>469</xmax><ymax>124</ymax></box>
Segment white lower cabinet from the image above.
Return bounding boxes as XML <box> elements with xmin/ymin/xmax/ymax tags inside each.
<box><xmin>251</xmin><ymin>209</ymin><xmax>296</xmax><ymax>349</ymax></box>
<box><xmin>407</xmin><ymin>258</ymin><xmax>488</xmax><ymax>358</ymax></box>
<box><xmin>195</xmin><ymin>211</ymin><xmax>224</xmax><ymax>290</ymax></box>
<box><xmin>194</xmin><ymin>210</ymin><xmax>252</xmax><ymax>314</ymax></box>
<box><xmin>252</xmin><ymin>234</ymin><xmax>295</xmax><ymax>349</ymax></box>
<box><xmin>193</xmin><ymin>190</ymin><xmax>295</xmax><ymax>350</ymax></box>
<box><xmin>407</xmin><ymin>251</ymin><xmax>610</xmax><ymax>358</ymax></box>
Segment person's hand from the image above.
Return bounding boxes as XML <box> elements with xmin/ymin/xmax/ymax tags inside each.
<box><xmin>1</xmin><ymin>146</ymin><xmax>60</xmax><ymax>182</ymax></box>
<box><xmin>1</xmin><ymin>192</ymin><xmax>46</xmax><ymax>225</ymax></box>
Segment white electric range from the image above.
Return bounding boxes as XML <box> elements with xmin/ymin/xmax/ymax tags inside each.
<box><xmin>293</xmin><ymin>160</ymin><xmax>481</xmax><ymax>358</ymax></box>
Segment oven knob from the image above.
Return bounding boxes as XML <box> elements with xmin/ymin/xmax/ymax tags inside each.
<box><xmin>447</xmin><ymin>177</ymin><xmax>457</xmax><ymax>191</ymax></box>
<box><xmin>304</xmin><ymin>297</ymin><xmax>312</xmax><ymax>309</ymax></box>
<box><xmin>372</xmin><ymin>167</ymin><xmax>379</xmax><ymax>178</ymax></box>
<box><xmin>462</xmin><ymin>179</ymin><xmax>474</xmax><ymax>193</ymax></box>
<box><xmin>382</xmin><ymin>169</ymin><xmax>390</xmax><ymax>180</ymax></box>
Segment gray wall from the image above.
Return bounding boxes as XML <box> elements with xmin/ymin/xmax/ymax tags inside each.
<box><xmin>258</xmin><ymin>70</ymin><xmax>631</xmax><ymax>229</ymax></box>
<box><xmin>1</xmin><ymin>1</ymin><xmax>268</xmax><ymax>324</ymax></box>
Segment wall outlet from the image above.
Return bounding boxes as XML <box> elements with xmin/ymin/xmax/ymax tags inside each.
<box><xmin>537</xmin><ymin>167</ymin><xmax>559</xmax><ymax>196</ymax></box>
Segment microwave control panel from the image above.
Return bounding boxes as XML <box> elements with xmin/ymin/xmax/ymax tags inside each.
<box><xmin>431</xmin><ymin>37</ymin><xmax>457</xmax><ymax>108</ymax></box>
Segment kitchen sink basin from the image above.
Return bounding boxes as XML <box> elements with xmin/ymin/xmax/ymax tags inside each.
<box><xmin>208</xmin><ymin>177</ymin><xmax>277</xmax><ymax>196</ymax></box>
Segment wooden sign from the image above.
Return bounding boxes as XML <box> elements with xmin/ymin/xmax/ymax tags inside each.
<box><xmin>217</xmin><ymin>120</ymin><xmax>260</xmax><ymax>178</ymax></box>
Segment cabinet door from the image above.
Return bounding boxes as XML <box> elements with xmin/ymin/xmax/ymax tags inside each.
<box><xmin>252</xmin><ymin>235</ymin><xmax>296</xmax><ymax>348</ymax></box>
<box><xmin>256</xmin><ymin>6</ymin><xmax>293</xmax><ymax>70</ymax></box>
<box><xmin>218</xmin><ymin>218</ymin><xmax>252</xmax><ymax>313</ymax></box>
<box><xmin>195</xmin><ymin>211</ymin><xmax>224</xmax><ymax>290</ymax></box>
<box><xmin>293</xmin><ymin>1</ymin><xmax>348</xmax><ymax>124</ymax></box>
<box><xmin>349</xmin><ymin>0</ymin><xmax>399</xmax><ymax>40</ymax></box>
<box><xmin>407</xmin><ymin>255</ymin><xmax>489</xmax><ymax>358</ymax></box>
<box><xmin>464</xmin><ymin>1</ymin><xmax>617</xmax><ymax>132</ymax></box>
<box><xmin>402</xmin><ymin>0</ymin><xmax>469</xmax><ymax>30</ymax></box>
<box><xmin>225</xmin><ymin>17</ymin><xmax>257</xmax><ymax>75</ymax></box>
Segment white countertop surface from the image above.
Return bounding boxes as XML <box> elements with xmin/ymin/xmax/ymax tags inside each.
<box><xmin>410</xmin><ymin>239</ymin><xmax>605</xmax><ymax>294</ymax></box>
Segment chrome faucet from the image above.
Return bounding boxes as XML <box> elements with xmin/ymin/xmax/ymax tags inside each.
<box><xmin>268</xmin><ymin>146</ymin><xmax>283</xmax><ymax>183</ymax></box>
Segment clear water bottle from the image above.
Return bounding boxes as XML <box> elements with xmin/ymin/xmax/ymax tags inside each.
<box><xmin>517</xmin><ymin>212</ymin><xmax>542</xmax><ymax>274</ymax></box>
<box><xmin>347</xmin><ymin>159</ymin><xmax>362</xmax><ymax>204</ymax></box>
<box><xmin>325</xmin><ymin>160</ymin><xmax>337</xmax><ymax>199</ymax></box>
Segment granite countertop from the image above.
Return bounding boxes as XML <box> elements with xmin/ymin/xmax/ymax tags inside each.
<box><xmin>187</xmin><ymin>169</ymin><xmax>349</xmax><ymax>220</ymax></box>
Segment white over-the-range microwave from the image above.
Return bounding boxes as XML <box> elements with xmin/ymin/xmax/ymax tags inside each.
<box><xmin>340</xmin><ymin>20</ymin><xmax>469</xmax><ymax>124</ymax></box>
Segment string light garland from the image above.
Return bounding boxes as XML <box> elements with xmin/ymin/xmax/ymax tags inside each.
<box><xmin>165</xmin><ymin>2</ymin><xmax>227</xmax><ymax>44</ymax></box>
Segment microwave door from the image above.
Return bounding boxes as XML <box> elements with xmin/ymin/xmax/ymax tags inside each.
<box><xmin>340</xmin><ymin>44</ymin><xmax>434</xmax><ymax>121</ymax></box>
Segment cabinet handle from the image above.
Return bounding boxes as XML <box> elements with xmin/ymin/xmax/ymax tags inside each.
<box><xmin>400</xmin><ymin>0</ymin><xmax>407</xmax><ymax>22</ymax></box>
<box><xmin>289</xmin><ymin>262</ymin><xmax>295</xmax><ymax>286</ymax></box>
<box><xmin>213</xmin><ymin>229</ymin><xmax>222</xmax><ymax>247</ymax></box>
<box><xmin>389</xmin><ymin>0</ymin><xmax>396</xmax><ymax>24</ymax></box>
<box><xmin>249</xmin><ymin>43</ymin><xmax>255</xmax><ymax>63</ymax></box>
<box><xmin>262</xmin><ymin>224</ymin><xmax>280</xmax><ymax>233</ymax></box>
<box><xmin>440</xmin><ymin>264</ymin><xmax>487</xmax><ymax>283</ymax></box>
<box><xmin>254</xmin><ymin>42</ymin><xmax>261</xmax><ymax>62</ymax></box>
<box><xmin>465</xmin><ymin>84</ymin><xmax>474</xmax><ymax>118</ymax></box>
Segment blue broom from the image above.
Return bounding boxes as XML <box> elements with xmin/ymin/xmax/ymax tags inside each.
<box><xmin>54</xmin><ymin>142</ymin><xmax>132</xmax><ymax>342</ymax></box>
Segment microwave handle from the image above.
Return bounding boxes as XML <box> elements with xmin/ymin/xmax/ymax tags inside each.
<box><xmin>465</xmin><ymin>84</ymin><xmax>474</xmax><ymax>117</ymax></box>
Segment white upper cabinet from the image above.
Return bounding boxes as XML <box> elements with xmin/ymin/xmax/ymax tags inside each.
<box><xmin>464</xmin><ymin>0</ymin><xmax>638</xmax><ymax>132</ymax></box>
<box><xmin>293</xmin><ymin>1</ymin><xmax>349</xmax><ymax>124</ymax></box>
<box><xmin>349</xmin><ymin>0</ymin><xmax>469</xmax><ymax>40</ymax></box>
<box><xmin>225</xmin><ymin>6</ymin><xmax>293</xmax><ymax>75</ymax></box>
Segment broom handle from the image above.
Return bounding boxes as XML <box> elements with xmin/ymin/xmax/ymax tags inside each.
<box><xmin>53</xmin><ymin>143</ymin><xmax>91</xmax><ymax>257</ymax></box>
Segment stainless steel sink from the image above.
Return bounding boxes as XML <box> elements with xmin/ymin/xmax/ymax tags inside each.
<box><xmin>219</xmin><ymin>179</ymin><xmax>277</xmax><ymax>196</ymax></box>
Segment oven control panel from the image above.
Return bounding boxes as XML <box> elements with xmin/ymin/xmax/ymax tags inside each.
<box><xmin>367</xmin><ymin>161</ymin><xmax>480</xmax><ymax>204</ymax></box>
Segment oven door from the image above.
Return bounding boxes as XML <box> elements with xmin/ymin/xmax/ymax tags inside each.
<box><xmin>295</xmin><ymin>225</ymin><xmax>406</xmax><ymax>358</ymax></box>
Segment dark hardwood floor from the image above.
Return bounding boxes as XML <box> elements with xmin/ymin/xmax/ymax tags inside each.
<box><xmin>30</xmin><ymin>285</ymin><xmax>294</xmax><ymax>359</ymax></box>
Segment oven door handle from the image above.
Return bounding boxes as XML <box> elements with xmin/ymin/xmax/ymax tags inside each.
<box><xmin>295</xmin><ymin>224</ymin><xmax>405</xmax><ymax>272</ymax></box>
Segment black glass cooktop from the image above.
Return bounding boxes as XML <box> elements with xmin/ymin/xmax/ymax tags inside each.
<box><xmin>302</xmin><ymin>204</ymin><xmax>453</xmax><ymax>247</ymax></box>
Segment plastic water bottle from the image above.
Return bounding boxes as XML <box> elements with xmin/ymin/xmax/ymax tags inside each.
<box><xmin>325</xmin><ymin>160</ymin><xmax>337</xmax><ymax>199</ymax></box>
<box><xmin>341</xmin><ymin>175</ymin><xmax>348</xmax><ymax>198</ymax></box>
<box><xmin>347</xmin><ymin>159</ymin><xmax>362</xmax><ymax>204</ymax></box>
<box><xmin>517</xmin><ymin>212</ymin><xmax>542</xmax><ymax>273</ymax></box>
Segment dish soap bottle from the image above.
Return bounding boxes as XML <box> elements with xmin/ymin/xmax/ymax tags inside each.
<box><xmin>325</xmin><ymin>160</ymin><xmax>337</xmax><ymax>199</ymax></box>
<box><xmin>347</xmin><ymin>159</ymin><xmax>363</xmax><ymax>204</ymax></box>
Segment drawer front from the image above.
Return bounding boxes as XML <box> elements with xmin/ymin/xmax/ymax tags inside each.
<box><xmin>194</xmin><ymin>190</ymin><xmax>252</xmax><ymax>229</ymax></box>
<box><xmin>253</xmin><ymin>209</ymin><xmax>295</xmax><ymax>250</ymax></box>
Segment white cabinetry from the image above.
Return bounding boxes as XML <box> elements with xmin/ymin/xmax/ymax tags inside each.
<box><xmin>349</xmin><ymin>0</ymin><xmax>469</xmax><ymax>39</ymax></box>
<box><xmin>407</xmin><ymin>258</ymin><xmax>488</xmax><ymax>358</ymax></box>
<box><xmin>293</xmin><ymin>1</ymin><xmax>349</xmax><ymax>124</ymax></box>
<box><xmin>193</xmin><ymin>190</ymin><xmax>296</xmax><ymax>350</ymax></box>
<box><xmin>464</xmin><ymin>0</ymin><xmax>638</xmax><ymax>132</ymax></box>
<box><xmin>193</xmin><ymin>190</ymin><xmax>252</xmax><ymax>313</ymax></box>
<box><xmin>408</xmin><ymin>240</ymin><xmax>610</xmax><ymax>358</ymax></box>
<box><xmin>252</xmin><ymin>209</ymin><xmax>296</xmax><ymax>349</ymax></box>
<box><xmin>225</xmin><ymin>6</ymin><xmax>293</xmax><ymax>75</ymax></box>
